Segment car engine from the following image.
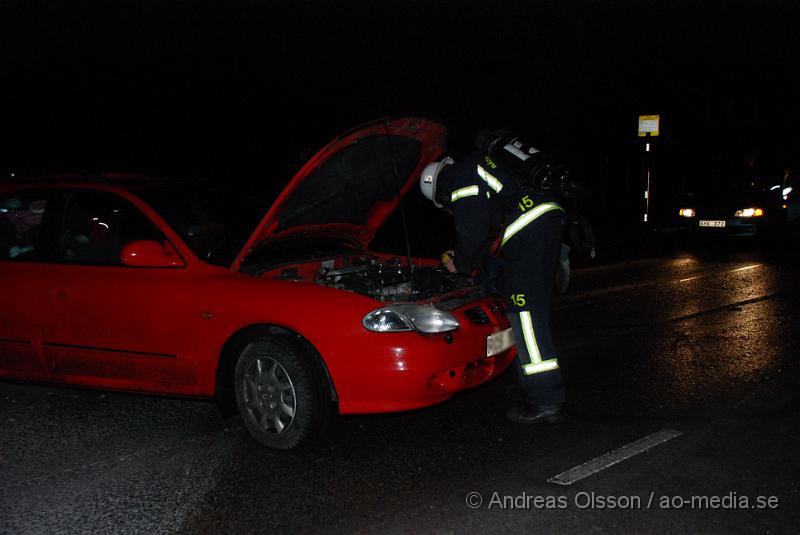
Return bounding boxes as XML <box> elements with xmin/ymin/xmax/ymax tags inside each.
<box><xmin>314</xmin><ymin>255</ymin><xmax>473</xmax><ymax>302</ymax></box>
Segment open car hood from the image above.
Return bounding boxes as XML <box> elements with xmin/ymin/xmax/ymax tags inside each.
<box><xmin>231</xmin><ymin>115</ymin><xmax>448</xmax><ymax>271</ymax></box>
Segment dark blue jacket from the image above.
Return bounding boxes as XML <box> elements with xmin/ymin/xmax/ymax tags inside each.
<box><xmin>440</xmin><ymin>151</ymin><xmax>562</xmax><ymax>275</ymax></box>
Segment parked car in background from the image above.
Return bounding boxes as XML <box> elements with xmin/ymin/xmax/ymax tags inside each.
<box><xmin>0</xmin><ymin>115</ymin><xmax>516</xmax><ymax>449</ymax></box>
<box><xmin>676</xmin><ymin>175</ymin><xmax>788</xmax><ymax>238</ymax></box>
<box><xmin>783</xmin><ymin>169</ymin><xmax>799</xmax><ymax>228</ymax></box>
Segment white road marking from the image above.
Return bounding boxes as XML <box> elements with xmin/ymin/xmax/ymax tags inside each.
<box><xmin>730</xmin><ymin>264</ymin><xmax>761</xmax><ymax>273</ymax></box>
<box><xmin>558</xmin><ymin>263</ymin><xmax>764</xmax><ymax>304</ymax></box>
<box><xmin>548</xmin><ymin>429</ymin><xmax>683</xmax><ymax>486</ymax></box>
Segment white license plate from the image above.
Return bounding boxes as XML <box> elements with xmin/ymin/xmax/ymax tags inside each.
<box><xmin>699</xmin><ymin>220</ymin><xmax>726</xmax><ymax>227</ymax></box>
<box><xmin>487</xmin><ymin>328</ymin><xmax>515</xmax><ymax>357</ymax></box>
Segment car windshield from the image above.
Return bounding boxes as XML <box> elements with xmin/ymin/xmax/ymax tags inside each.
<box><xmin>722</xmin><ymin>175</ymin><xmax>765</xmax><ymax>195</ymax></box>
<box><xmin>137</xmin><ymin>185</ymin><xmax>271</xmax><ymax>267</ymax></box>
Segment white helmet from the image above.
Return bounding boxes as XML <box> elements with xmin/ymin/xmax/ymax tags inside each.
<box><xmin>419</xmin><ymin>157</ymin><xmax>454</xmax><ymax>208</ymax></box>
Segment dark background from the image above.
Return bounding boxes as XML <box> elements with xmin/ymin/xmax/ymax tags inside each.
<box><xmin>3</xmin><ymin>0</ymin><xmax>799</xmax><ymax>253</ymax></box>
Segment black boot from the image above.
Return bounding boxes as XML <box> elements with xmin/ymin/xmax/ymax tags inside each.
<box><xmin>506</xmin><ymin>404</ymin><xmax>564</xmax><ymax>424</ymax></box>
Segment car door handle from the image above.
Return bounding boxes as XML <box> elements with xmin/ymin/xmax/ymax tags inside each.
<box><xmin>48</xmin><ymin>287</ymin><xmax>70</xmax><ymax>299</ymax></box>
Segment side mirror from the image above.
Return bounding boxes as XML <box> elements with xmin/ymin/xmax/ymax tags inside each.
<box><xmin>120</xmin><ymin>240</ymin><xmax>185</xmax><ymax>268</ymax></box>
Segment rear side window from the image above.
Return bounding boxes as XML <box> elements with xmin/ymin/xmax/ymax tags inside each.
<box><xmin>0</xmin><ymin>191</ymin><xmax>50</xmax><ymax>261</ymax></box>
<box><xmin>58</xmin><ymin>190</ymin><xmax>165</xmax><ymax>266</ymax></box>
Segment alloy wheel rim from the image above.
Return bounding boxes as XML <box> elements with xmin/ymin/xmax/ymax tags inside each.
<box><xmin>242</xmin><ymin>356</ymin><xmax>297</xmax><ymax>435</ymax></box>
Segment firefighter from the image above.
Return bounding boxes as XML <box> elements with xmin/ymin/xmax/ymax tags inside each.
<box><xmin>420</xmin><ymin>139</ymin><xmax>568</xmax><ymax>424</ymax></box>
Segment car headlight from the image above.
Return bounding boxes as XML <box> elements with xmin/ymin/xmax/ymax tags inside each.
<box><xmin>734</xmin><ymin>207</ymin><xmax>764</xmax><ymax>218</ymax></box>
<box><xmin>678</xmin><ymin>208</ymin><xmax>696</xmax><ymax>218</ymax></box>
<box><xmin>363</xmin><ymin>304</ymin><xmax>460</xmax><ymax>333</ymax></box>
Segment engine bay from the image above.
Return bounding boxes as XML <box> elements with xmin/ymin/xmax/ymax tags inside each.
<box><xmin>263</xmin><ymin>254</ymin><xmax>475</xmax><ymax>302</ymax></box>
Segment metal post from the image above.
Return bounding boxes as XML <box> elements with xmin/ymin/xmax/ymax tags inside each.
<box><xmin>644</xmin><ymin>138</ymin><xmax>651</xmax><ymax>226</ymax></box>
<box><xmin>638</xmin><ymin>115</ymin><xmax>659</xmax><ymax>229</ymax></box>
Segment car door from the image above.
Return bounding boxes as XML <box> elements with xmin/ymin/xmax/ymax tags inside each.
<box><xmin>41</xmin><ymin>188</ymin><xmax>198</xmax><ymax>392</ymax></box>
<box><xmin>0</xmin><ymin>188</ymin><xmax>55</xmax><ymax>375</ymax></box>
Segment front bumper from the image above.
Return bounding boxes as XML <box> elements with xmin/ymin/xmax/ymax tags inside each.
<box><xmin>316</xmin><ymin>298</ymin><xmax>516</xmax><ymax>414</ymax></box>
<box><xmin>678</xmin><ymin>218</ymin><xmax>765</xmax><ymax>237</ymax></box>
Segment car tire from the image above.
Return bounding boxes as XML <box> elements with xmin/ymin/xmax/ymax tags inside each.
<box><xmin>234</xmin><ymin>336</ymin><xmax>328</xmax><ymax>450</ymax></box>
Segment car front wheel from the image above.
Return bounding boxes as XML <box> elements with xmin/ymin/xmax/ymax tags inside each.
<box><xmin>234</xmin><ymin>336</ymin><xmax>326</xmax><ymax>449</ymax></box>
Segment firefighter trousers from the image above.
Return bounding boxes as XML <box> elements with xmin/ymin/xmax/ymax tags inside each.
<box><xmin>502</xmin><ymin>214</ymin><xmax>565</xmax><ymax>409</ymax></box>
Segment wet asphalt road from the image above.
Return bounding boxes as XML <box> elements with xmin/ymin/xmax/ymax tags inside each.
<box><xmin>2</xmin><ymin>236</ymin><xmax>800</xmax><ymax>534</ymax></box>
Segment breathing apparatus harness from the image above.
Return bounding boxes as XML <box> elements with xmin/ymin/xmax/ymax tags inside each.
<box><xmin>477</xmin><ymin>132</ymin><xmax>581</xmax><ymax>198</ymax></box>
<box><xmin>477</xmin><ymin>131</ymin><xmax>596</xmax><ymax>260</ymax></box>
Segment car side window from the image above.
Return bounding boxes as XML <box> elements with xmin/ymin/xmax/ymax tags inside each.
<box><xmin>0</xmin><ymin>191</ymin><xmax>50</xmax><ymax>261</ymax></box>
<box><xmin>58</xmin><ymin>190</ymin><xmax>165</xmax><ymax>266</ymax></box>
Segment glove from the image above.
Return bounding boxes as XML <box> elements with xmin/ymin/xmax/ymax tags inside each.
<box><xmin>441</xmin><ymin>250</ymin><xmax>457</xmax><ymax>273</ymax></box>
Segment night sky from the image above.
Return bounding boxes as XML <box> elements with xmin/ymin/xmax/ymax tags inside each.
<box><xmin>4</xmin><ymin>0</ymin><xmax>800</xmax><ymax>237</ymax></box>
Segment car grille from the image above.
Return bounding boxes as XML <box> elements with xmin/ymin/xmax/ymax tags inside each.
<box><xmin>490</xmin><ymin>299</ymin><xmax>506</xmax><ymax>317</ymax></box>
<box><xmin>464</xmin><ymin>306</ymin><xmax>490</xmax><ymax>325</ymax></box>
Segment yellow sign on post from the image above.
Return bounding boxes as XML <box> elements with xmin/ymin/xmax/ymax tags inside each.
<box><xmin>638</xmin><ymin>115</ymin><xmax>660</xmax><ymax>137</ymax></box>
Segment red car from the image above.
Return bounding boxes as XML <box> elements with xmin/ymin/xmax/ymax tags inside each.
<box><xmin>0</xmin><ymin>115</ymin><xmax>515</xmax><ymax>449</ymax></box>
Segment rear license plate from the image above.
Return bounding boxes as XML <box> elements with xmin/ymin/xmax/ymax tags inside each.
<box><xmin>699</xmin><ymin>220</ymin><xmax>726</xmax><ymax>227</ymax></box>
<box><xmin>487</xmin><ymin>328</ymin><xmax>515</xmax><ymax>357</ymax></box>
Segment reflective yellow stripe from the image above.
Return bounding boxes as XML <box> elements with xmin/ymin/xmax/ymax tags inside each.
<box><xmin>520</xmin><ymin>310</ymin><xmax>558</xmax><ymax>375</ymax></box>
<box><xmin>523</xmin><ymin>360</ymin><xmax>559</xmax><ymax>375</ymax></box>
<box><xmin>476</xmin><ymin>165</ymin><xmax>503</xmax><ymax>193</ymax></box>
<box><xmin>520</xmin><ymin>311</ymin><xmax>542</xmax><ymax>364</ymax></box>
<box><xmin>501</xmin><ymin>202</ymin><xmax>564</xmax><ymax>246</ymax></box>
<box><xmin>450</xmin><ymin>185</ymin><xmax>479</xmax><ymax>202</ymax></box>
